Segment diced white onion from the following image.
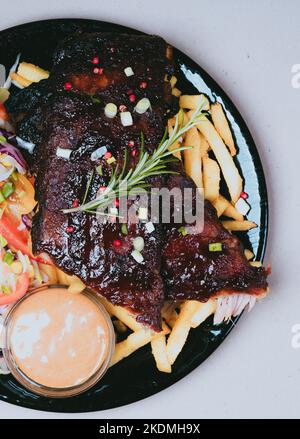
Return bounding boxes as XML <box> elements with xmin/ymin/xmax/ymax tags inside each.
<box><xmin>56</xmin><ymin>147</ymin><xmax>72</xmax><ymax>160</ymax></box>
<box><xmin>91</xmin><ymin>146</ymin><xmax>107</xmax><ymax>161</ymax></box>
<box><xmin>138</xmin><ymin>207</ymin><xmax>148</xmax><ymax>220</ymax></box>
<box><xmin>16</xmin><ymin>136</ymin><xmax>35</xmax><ymax>154</ymax></box>
<box><xmin>131</xmin><ymin>249</ymin><xmax>144</xmax><ymax>263</ymax></box>
<box><xmin>145</xmin><ymin>221</ymin><xmax>155</xmax><ymax>233</ymax></box>
<box><xmin>133</xmin><ymin>236</ymin><xmax>145</xmax><ymax>252</ymax></box>
<box><xmin>124</xmin><ymin>67</ymin><xmax>134</xmax><ymax>77</ymax></box>
<box><xmin>135</xmin><ymin>98</ymin><xmax>151</xmax><ymax>114</ymax></box>
<box><xmin>235</xmin><ymin>198</ymin><xmax>250</xmax><ymax>216</ymax></box>
<box><xmin>120</xmin><ymin>111</ymin><xmax>133</xmax><ymax>127</ymax></box>
<box><xmin>104</xmin><ymin>103</ymin><xmax>117</xmax><ymax>118</ymax></box>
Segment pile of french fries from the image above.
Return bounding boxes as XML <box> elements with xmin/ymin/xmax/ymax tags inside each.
<box><xmin>33</xmin><ymin>74</ymin><xmax>260</xmax><ymax>373</ymax></box>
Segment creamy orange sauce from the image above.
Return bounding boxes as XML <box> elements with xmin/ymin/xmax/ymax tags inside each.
<box><xmin>9</xmin><ymin>288</ymin><xmax>110</xmax><ymax>388</ymax></box>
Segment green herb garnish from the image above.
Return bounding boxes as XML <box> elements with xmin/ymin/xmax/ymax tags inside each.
<box><xmin>0</xmin><ymin>234</ymin><xmax>7</xmax><ymax>248</ymax></box>
<box><xmin>11</xmin><ymin>170</ymin><xmax>18</xmax><ymax>181</ymax></box>
<box><xmin>2</xmin><ymin>181</ymin><xmax>15</xmax><ymax>199</ymax></box>
<box><xmin>3</xmin><ymin>252</ymin><xmax>14</xmax><ymax>265</ymax></box>
<box><xmin>0</xmin><ymin>135</ymin><xmax>7</xmax><ymax>143</ymax></box>
<box><xmin>121</xmin><ymin>224</ymin><xmax>128</xmax><ymax>235</ymax></box>
<box><xmin>96</xmin><ymin>165</ymin><xmax>103</xmax><ymax>176</ymax></box>
<box><xmin>1</xmin><ymin>285</ymin><xmax>11</xmax><ymax>295</ymax></box>
<box><xmin>63</xmin><ymin>101</ymin><xmax>206</xmax><ymax>215</ymax></box>
<box><xmin>209</xmin><ymin>242</ymin><xmax>223</xmax><ymax>252</ymax></box>
<box><xmin>0</xmin><ymin>190</ymin><xmax>5</xmax><ymax>204</ymax></box>
<box><xmin>106</xmin><ymin>156</ymin><xmax>116</xmax><ymax>165</ymax></box>
<box><xmin>178</xmin><ymin>226</ymin><xmax>189</xmax><ymax>236</ymax></box>
<box><xmin>90</xmin><ymin>94</ymin><xmax>101</xmax><ymax>104</ymax></box>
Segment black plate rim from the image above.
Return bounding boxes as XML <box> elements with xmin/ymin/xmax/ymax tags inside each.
<box><xmin>0</xmin><ymin>18</ymin><xmax>268</xmax><ymax>413</ymax></box>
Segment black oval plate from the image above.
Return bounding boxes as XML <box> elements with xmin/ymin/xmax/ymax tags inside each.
<box><xmin>0</xmin><ymin>19</ymin><xmax>268</xmax><ymax>413</ymax></box>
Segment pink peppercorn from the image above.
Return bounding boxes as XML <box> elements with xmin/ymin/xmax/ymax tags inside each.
<box><xmin>64</xmin><ymin>82</ymin><xmax>72</xmax><ymax>90</ymax></box>
<box><xmin>92</xmin><ymin>56</ymin><xmax>99</xmax><ymax>65</ymax></box>
<box><xmin>240</xmin><ymin>191</ymin><xmax>249</xmax><ymax>199</ymax></box>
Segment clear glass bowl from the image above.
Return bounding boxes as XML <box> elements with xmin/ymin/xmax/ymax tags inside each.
<box><xmin>1</xmin><ymin>285</ymin><xmax>115</xmax><ymax>398</ymax></box>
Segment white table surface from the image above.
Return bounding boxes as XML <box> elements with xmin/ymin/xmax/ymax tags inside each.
<box><xmin>0</xmin><ymin>0</ymin><xmax>299</xmax><ymax>419</ymax></box>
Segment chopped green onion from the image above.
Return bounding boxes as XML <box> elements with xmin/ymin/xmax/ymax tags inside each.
<box><xmin>121</xmin><ymin>224</ymin><xmax>128</xmax><ymax>235</ymax></box>
<box><xmin>0</xmin><ymin>135</ymin><xmax>7</xmax><ymax>143</ymax></box>
<box><xmin>0</xmin><ymin>234</ymin><xmax>7</xmax><ymax>248</ymax></box>
<box><xmin>178</xmin><ymin>226</ymin><xmax>188</xmax><ymax>236</ymax></box>
<box><xmin>209</xmin><ymin>242</ymin><xmax>223</xmax><ymax>252</ymax></box>
<box><xmin>11</xmin><ymin>170</ymin><xmax>18</xmax><ymax>181</ymax></box>
<box><xmin>3</xmin><ymin>252</ymin><xmax>14</xmax><ymax>265</ymax></box>
<box><xmin>1</xmin><ymin>285</ymin><xmax>11</xmax><ymax>295</ymax></box>
<box><xmin>0</xmin><ymin>190</ymin><xmax>5</xmax><ymax>204</ymax></box>
<box><xmin>106</xmin><ymin>156</ymin><xmax>116</xmax><ymax>165</ymax></box>
<box><xmin>90</xmin><ymin>94</ymin><xmax>101</xmax><ymax>104</ymax></box>
<box><xmin>96</xmin><ymin>165</ymin><xmax>103</xmax><ymax>176</ymax></box>
<box><xmin>2</xmin><ymin>181</ymin><xmax>15</xmax><ymax>199</ymax></box>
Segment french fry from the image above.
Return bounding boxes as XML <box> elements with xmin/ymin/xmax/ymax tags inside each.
<box><xmin>110</xmin><ymin>325</ymin><xmax>169</xmax><ymax>367</ymax></box>
<box><xmin>172</xmin><ymin>87</ymin><xmax>182</xmax><ymax>97</ymax></box>
<box><xmin>17</xmin><ymin>62</ymin><xmax>49</xmax><ymax>83</ymax></box>
<box><xmin>162</xmin><ymin>302</ymin><xmax>178</xmax><ymax>328</ymax></box>
<box><xmin>244</xmin><ymin>249</ymin><xmax>254</xmax><ymax>260</ymax></box>
<box><xmin>151</xmin><ymin>334</ymin><xmax>172</xmax><ymax>373</ymax></box>
<box><xmin>56</xmin><ymin>267</ymin><xmax>75</xmax><ymax>285</ymax></box>
<box><xmin>202</xmin><ymin>156</ymin><xmax>220</xmax><ymax>202</ymax></box>
<box><xmin>199</xmin><ymin>132</ymin><xmax>210</xmax><ymax>157</ymax></box>
<box><xmin>196</xmin><ymin>116</ymin><xmax>243</xmax><ymax>203</ymax></box>
<box><xmin>179</xmin><ymin>94</ymin><xmax>210</xmax><ymax>111</ymax></box>
<box><xmin>211</xmin><ymin>102</ymin><xmax>236</xmax><ymax>156</ymax></box>
<box><xmin>212</xmin><ymin>195</ymin><xmax>229</xmax><ymax>217</ymax></box>
<box><xmin>250</xmin><ymin>261</ymin><xmax>262</xmax><ymax>267</ymax></box>
<box><xmin>222</xmin><ymin>220</ymin><xmax>257</xmax><ymax>231</ymax></box>
<box><xmin>38</xmin><ymin>263</ymin><xmax>58</xmax><ymax>284</ymax></box>
<box><xmin>223</xmin><ymin>201</ymin><xmax>244</xmax><ymax>221</ymax></box>
<box><xmin>67</xmin><ymin>278</ymin><xmax>86</xmax><ymax>294</ymax></box>
<box><xmin>110</xmin><ymin>330</ymin><xmax>156</xmax><ymax>366</ymax></box>
<box><xmin>99</xmin><ymin>298</ymin><xmax>143</xmax><ymax>332</ymax></box>
<box><xmin>183</xmin><ymin>127</ymin><xmax>203</xmax><ymax>188</ymax></box>
<box><xmin>113</xmin><ymin>319</ymin><xmax>128</xmax><ymax>334</ymax></box>
<box><xmin>167</xmin><ymin>113</ymin><xmax>188</xmax><ymax>160</ymax></box>
<box><xmin>190</xmin><ymin>299</ymin><xmax>217</xmax><ymax>328</ymax></box>
<box><xmin>166</xmin><ymin>301</ymin><xmax>203</xmax><ymax>365</ymax></box>
<box><xmin>170</xmin><ymin>75</ymin><xmax>177</xmax><ymax>88</ymax></box>
<box><xmin>10</xmin><ymin>72</ymin><xmax>32</xmax><ymax>88</ymax></box>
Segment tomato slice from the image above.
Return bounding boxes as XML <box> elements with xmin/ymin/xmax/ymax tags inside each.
<box><xmin>0</xmin><ymin>103</ymin><xmax>9</xmax><ymax>121</ymax></box>
<box><xmin>0</xmin><ymin>211</ymin><xmax>52</xmax><ymax>265</ymax></box>
<box><xmin>0</xmin><ymin>272</ymin><xmax>29</xmax><ymax>305</ymax></box>
<box><xmin>0</xmin><ymin>211</ymin><xmax>31</xmax><ymax>256</ymax></box>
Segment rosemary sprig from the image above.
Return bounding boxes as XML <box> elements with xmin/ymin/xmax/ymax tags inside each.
<box><xmin>62</xmin><ymin>100</ymin><xmax>206</xmax><ymax>215</ymax></box>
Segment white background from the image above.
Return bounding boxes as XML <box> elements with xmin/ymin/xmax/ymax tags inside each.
<box><xmin>0</xmin><ymin>0</ymin><xmax>299</xmax><ymax>419</ymax></box>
